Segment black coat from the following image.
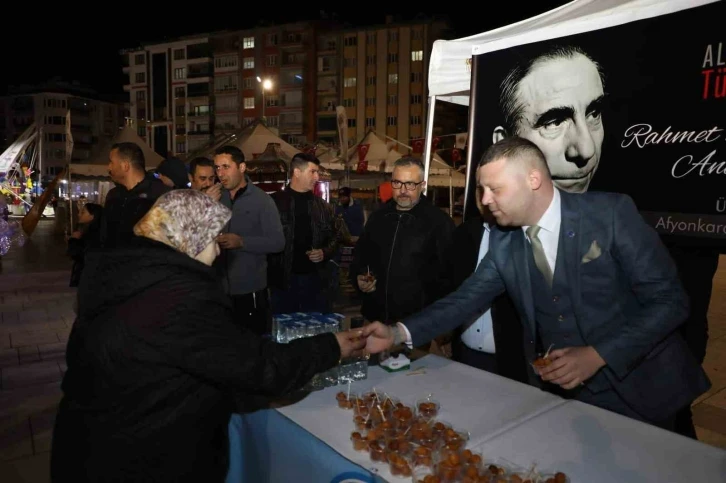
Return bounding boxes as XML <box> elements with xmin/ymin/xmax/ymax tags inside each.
<box><xmin>51</xmin><ymin>237</ymin><xmax>341</xmax><ymax>482</ymax></box>
<box><xmin>351</xmin><ymin>197</ymin><xmax>455</xmax><ymax>323</ymax></box>
<box><xmin>449</xmin><ymin>215</ymin><xmax>529</xmax><ymax>383</ymax></box>
<box><xmin>100</xmin><ymin>174</ymin><xmax>171</xmax><ymax>248</ymax></box>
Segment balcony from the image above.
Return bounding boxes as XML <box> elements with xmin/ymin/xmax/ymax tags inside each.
<box><xmin>317</xmin><ymin>78</ymin><xmax>338</xmax><ymax>95</ymax></box>
<box><xmin>187</xmin><ymin>84</ymin><xmax>210</xmax><ymax>98</ymax></box>
<box><xmin>187</xmin><ymin>130</ymin><xmax>211</xmax><ymax>136</ymax></box>
<box><xmin>317</xmin><ymin>101</ymin><xmax>337</xmax><ymax>113</ymax></box>
<box><xmin>188</xmin><ymin>62</ymin><xmax>212</xmax><ymax>79</ymax></box>
<box><xmin>188</xmin><ymin>110</ymin><xmax>211</xmax><ymax>118</ymax></box>
<box><xmin>176</xmin><ymin>127</ymin><xmax>186</xmax><ymax>135</ymax></box>
<box><xmin>187</xmin><ymin>43</ymin><xmax>212</xmax><ymax>60</ymax></box>
<box><xmin>280</xmin><ymin>124</ymin><xmax>303</xmax><ymax>134</ymax></box>
<box><xmin>281</xmin><ymin>32</ymin><xmax>307</xmax><ymax>48</ymax></box>
<box><xmin>215</xmin><ymin>123</ymin><xmax>238</xmax><ymax>131</ymax></box>
<box><xmin>11</xmin><ymin>98</ymin><xmax>34</xmax><ymax>110</ymax></box>
<box><xmin>215</xmin><ymin>85</ymin><xmax>238</xmax><ymax>93</ymax></box>
<box><xmin>317</xmin><ymin>39</ymin><xmax>337</xmax><ymax>53</ymax></box>
<box><xmin>282</xmin><ymin>54</ymin><xmax>306</xmax><ymax>67</ymax></box>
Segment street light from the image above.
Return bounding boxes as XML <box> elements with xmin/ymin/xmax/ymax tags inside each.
<box><xmin>257</xmin><ymin>77</ymin><xmax>273</xmax><ymax>122</ymax></box>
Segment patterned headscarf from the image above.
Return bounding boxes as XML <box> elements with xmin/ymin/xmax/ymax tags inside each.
<box><xmin>134</xmin><ymin>190</ymin><xmax>232</xmax><ymax>258</ymax></box>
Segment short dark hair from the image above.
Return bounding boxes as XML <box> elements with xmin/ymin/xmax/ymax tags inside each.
<box><xmin>499</xmin><ymin>45</ymin><xmax>605</xmax><ymax>136</ymax></box>
<box><xmin>111</xmin><ymin>142</ymin><xmax>145</xmax><ymax>171</ymax></box>
<box><xmin>393</xmin><ymin>156</ymin><xmax>425</xmax><ymax>171</ymax></box>
<box><xmin>189</xmin><ymin>156</ymin><xmax>214</xmax><ymax>175</ymax></box>
<box><xmin>393</xmin><ymin>156</ymin><xmax>425</xmax><ymax>180</ymax></box>
<box><xmin>290</xmin><ymin>152</ymin><xmax>319</xmax><ymax>176</ymax></box>
<box><xmin>214</xmin><ymin>145</ymin><xmax>245</xmax><ymax>165</ymax></box>
<box><xmin>478</xmin><ymin>137</ymin><xmax>550</xmax><ymax>176</ymax></box>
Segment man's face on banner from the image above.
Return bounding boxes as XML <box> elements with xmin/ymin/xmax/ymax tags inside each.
<box><xmin>496</xmin><ymin>53</ymin><xmax>605</xmax><ymax>193</ymax></box>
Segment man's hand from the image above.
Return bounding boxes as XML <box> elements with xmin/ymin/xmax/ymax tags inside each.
<box><xmin>335</xmin><ymin>329</ymin><xmax>367</xmax><ymax>359</ymax></box>
<box><xmin>537</xmin><ymin>346</ymin><xmax>606</xmax><ymax>390</ymax></box>
<box><xmin>205</xmin><ymin>183</ymin><xmax>222</xmax><ymax>202</ymax></box>
<box><xmin>307</xmin><ymin>248</ymin><xmax>324</xmax><ymax>263</ymax></box>
<box><xmin>361</xmin><ymin>322</ymin><xmax>396</xmax><ymax>354</ymax></box>
<box><xmin>217</xmin><ymin>233</ymin><xmax>243</xmax><ymax>249</ymax></box>
<box><xmin>70</xmin><ymin>231</ymin><xmax>82</xmax><ymax>239</ymax></box>
<box><xmin>357</xmin><ymin>274</ymin><xmax>377</xmax><ymax>293</ymax></box>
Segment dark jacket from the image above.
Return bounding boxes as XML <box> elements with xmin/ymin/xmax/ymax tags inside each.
<box><xmin>449</xmin><ymin>215</ymin><xmax>529</xmax><ymax>383</ymax></box>
<box><xmin>268</xmin><ymin>187</ymin><xmax>339</xmax><ymax>290</ymax></box>
<box><xmin>51</xmin><ymin>237</ymin><xmax>341</xmax><ymax>483</ymax></box>
<box><xmin>67</xmin><ymin>223</ymin><xmax>102</xmax><ymax>288</ymax></box>
<box><xmin>351</xmin><ymin>196</ymin><xmax>455</xmax><ymax>323</ymax></box>
<box><xmin>335</xmin><ymin>199</ymin><xmax>365</xmax><ymax>237</ymax></box>
<box><xmin>100</xmin><ymin>173</ymin><xmax>170</xmax><ymax>248</ymax></box>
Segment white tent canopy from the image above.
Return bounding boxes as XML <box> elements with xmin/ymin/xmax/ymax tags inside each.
<box><xmin>427</xmin><ymin>0</ymin><xmax>717</xmax><ymax>105</ymax></box>
<box><xmin>72</xmin><ymin>124</ymin><xmax>165</xmax><ymax>178</ymax></box>
<box><xmin>231</xmin><ymin>123</ymin><xmax>301</xmax><ymax>162</ymax></box>
<box><xmin>187</xmin><ymin>121</ymin><xmax>301</xmax><ymax>164</ymax></box>
<box><xmin>340</xmin><ymin>131</ymin><xmax>465</xmax><ymax>187</ymax></box>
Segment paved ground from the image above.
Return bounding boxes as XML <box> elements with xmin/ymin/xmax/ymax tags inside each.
<box><xmin>0</xmin><ymin>220</ymin><xmax>724</xmax><ymax>482</ymax></box>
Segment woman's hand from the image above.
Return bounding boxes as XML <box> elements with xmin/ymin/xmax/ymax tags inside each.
<box><xmin>335</xmin><ymin>329</ymin><xmax>367</xmax><ymax>359</ymax></box>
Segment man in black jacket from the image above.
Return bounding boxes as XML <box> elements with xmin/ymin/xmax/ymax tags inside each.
<box><xmin>268</xmin><ymin>153</ymin><xmax>339</xmax><ymax>313</ymax></box>
<box><xmin>351</xmin><ymin>157</ymin><xmax>455</xmax><ymax>325</ymax></box>
<box><xmin>449</xmin><ymin>202</ymin><xmax>529</xmax><ymax>382</ymax></box>
<box><xmin>101</xmin><ymin>142</ymin><xmax>170</xmax><ymax>248</ymax></box>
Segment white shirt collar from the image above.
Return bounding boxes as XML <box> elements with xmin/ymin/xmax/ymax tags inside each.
<box><xmin>523</xmin><ymin>188</ymin><xmax>561</xmax><ymax>236</ymax></box>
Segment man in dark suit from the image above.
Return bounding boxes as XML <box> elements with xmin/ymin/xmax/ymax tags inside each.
<box><xmin>449</xmin><ymin>202</ymin><xmax>529</xmax><ymax>383</ymax></box>
<box><xmin>362</xmin><ymin>137</ymin><xmax>710</xmax><ymax>435</ymax></box>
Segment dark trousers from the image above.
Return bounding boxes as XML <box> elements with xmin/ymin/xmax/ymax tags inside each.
<box><xmin>271</xmin><ymin>271</ymin><xmax>331</xmax><ymax>314</ymax></box>
<box><xmin>231</xmin><ymin>289</ymin><xmax>272</xmax><ymax>337</ymax></box>
<box><xmin>452</xmin><ymin>339</ymin><xmax>499</xmax><ymax>375</ymax></box>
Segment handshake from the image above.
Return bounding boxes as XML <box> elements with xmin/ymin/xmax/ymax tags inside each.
<box><xmin>333</xmin><ymin>322</ymin><xmax>402</xmax><ymax>359</ymax></box>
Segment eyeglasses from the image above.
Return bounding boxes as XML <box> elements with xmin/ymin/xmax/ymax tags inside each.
<box><xmin>391</xmin><ymin>180</ymin><xmax>425</xmax><ymax>191</ymax></box>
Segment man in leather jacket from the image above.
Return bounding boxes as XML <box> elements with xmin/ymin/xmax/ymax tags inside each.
<box><xmin>268</xmin><ymin>153</ymin><xmax>340</xmax><ymax>313</ymax></box>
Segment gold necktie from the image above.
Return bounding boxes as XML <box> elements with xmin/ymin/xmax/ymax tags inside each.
<box><xmin>527</xmin><ymin>225</ymin><xmax>553</xmax><ymax>288</ymax></box>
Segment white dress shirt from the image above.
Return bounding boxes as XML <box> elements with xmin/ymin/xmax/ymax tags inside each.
<box><xmin>399</xmin><ymin>188</ymin><xmax>563</xmax><ymax>347</ymax></box>
<box><xmin>460</xmin><ymin>223</ymin><xmax>496</xmax><ymax>353</ymax></box>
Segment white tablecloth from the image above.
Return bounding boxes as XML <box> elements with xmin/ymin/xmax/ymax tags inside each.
<box><xmin>276</xmin><ymin>355</ymin><xmax>568</xmax><ymax>481</ymax></box>
<box><xmin>275</xmin><ymin>355</ymin><xmax>726</xmax><ymax>482</ymax></box>
<box><xmin>472</xmin><ymin>399</ymin><xmax>726</xmax><ymax>482</ymax></box>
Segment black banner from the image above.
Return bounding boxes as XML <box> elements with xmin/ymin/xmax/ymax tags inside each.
<box><xmin>468</xmin><ymin>1</ymin><xmax>726</xmax><ymax>248</ymax></box>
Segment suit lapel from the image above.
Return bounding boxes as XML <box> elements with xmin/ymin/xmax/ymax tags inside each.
<box><xmin>509</xmin><ymin>230</ymin><xmax>536</xmax><ymax>335</ymax></box>
<box><xmin>558</xmin><ymin>192</ymin><xmax>583</xmax><ymax>310</ymax></box>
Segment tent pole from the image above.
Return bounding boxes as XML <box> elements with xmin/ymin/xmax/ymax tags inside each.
<box><xmin>462</xmin><ymin>55</ymin><xmax>479</xmax><ymax>222</ymax></box>
<box><xmin>422</xmin><ymin>95</ymin><xmax>437</xmax><ymax>195</ymax></box>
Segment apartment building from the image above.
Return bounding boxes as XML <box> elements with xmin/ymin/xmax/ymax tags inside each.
<box><xmin>120</xmin><ymin>16</ymin><xmax>449</xmax><ymax>156</ymax></box>
<box><xmin>0</xmin><ymin>80</ymin><xmax>125</xmax><ymax>176</ymax></box>
<box><xmin>210</xmin><ymin>22</ymin><xmax>316</xmax><ymax>145</ymax></box>
<box><xmin>322</xmin><ymin>17</ymin><xmax>448</xmax><ymax>148</ymax></box>
<box><xmin>122</xmin><ymin>34</ymin><xmax>214</xmax><ymax>156</ymax></box>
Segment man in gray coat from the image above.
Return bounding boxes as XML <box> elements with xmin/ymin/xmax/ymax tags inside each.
<box><xmin>213</xmin><ymin>145</ymin><xmax>285</xmax><ymax>335</ymax></box>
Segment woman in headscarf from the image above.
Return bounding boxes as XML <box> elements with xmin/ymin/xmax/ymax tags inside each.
<box><xmin>50</xmin><ymin>190</ymin><xmax>366</xmax><ymax>483</ymax></box>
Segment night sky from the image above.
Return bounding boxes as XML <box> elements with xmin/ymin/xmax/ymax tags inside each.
<box><xmin>0</xmin><ymin>3</ymin><xmax>568</xmax><ymax>96</ymax></box>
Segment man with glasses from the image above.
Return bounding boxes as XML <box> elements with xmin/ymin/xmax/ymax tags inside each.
<box><xmin>351</xmin><ymin>157</ymin><xmax>456</xmax><ymax>334</ymax></box>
